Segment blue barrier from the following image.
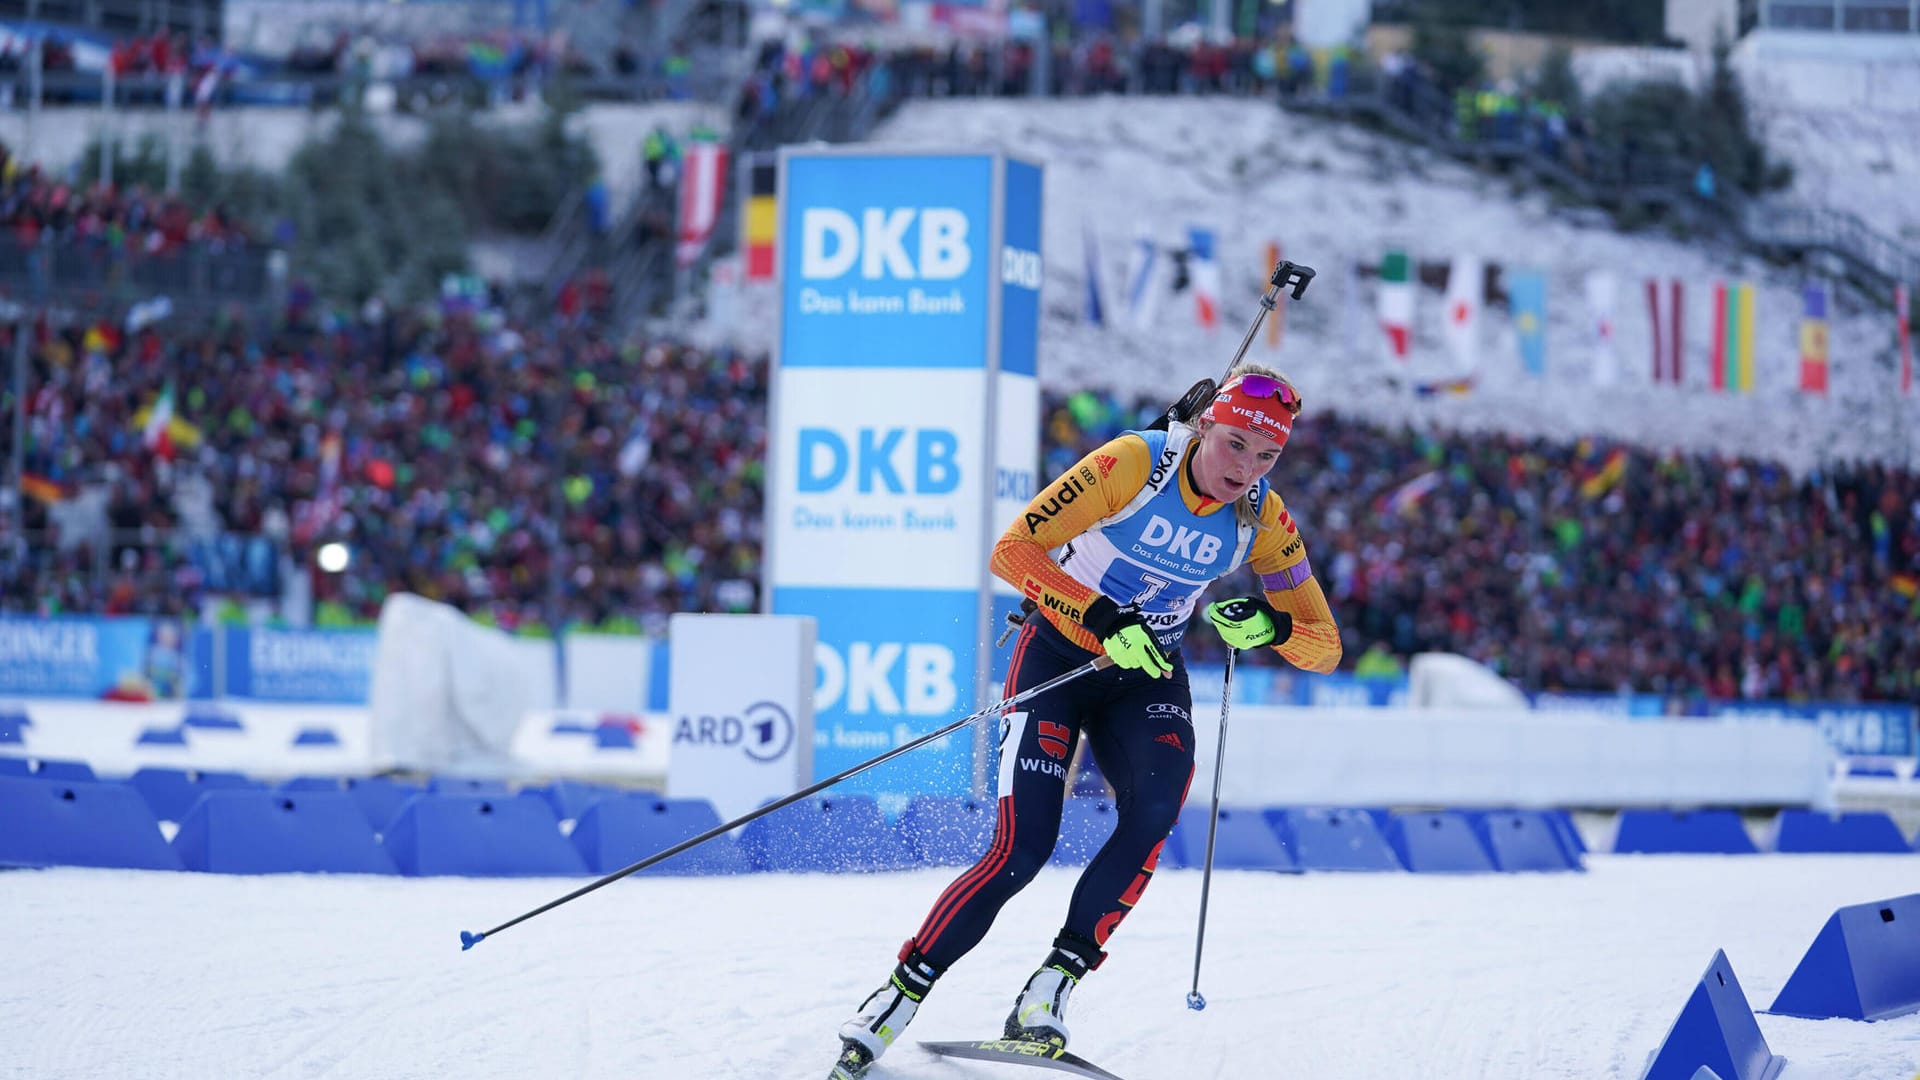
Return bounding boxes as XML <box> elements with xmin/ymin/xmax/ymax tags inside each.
<box><xmin>1052</xmin><ymin>799</ymin><xmax>1118</xmax><ymax>866</ymax></box>
<box><xmin>526</xmin><ymin>780</ymin><xmax>620</xmax><ymax>822</ymax></box>
<box><xmin>1642</xmin><ymin>950</ymin><xmax>1784</xmax><ymax>1080</ymax></box>
<box><xmin>0</xmin><ymin>756</ymin><xmax>28</xmax><ymax>775</ymax></box>
<box><xmin>344</xmin><ymin>777</ymin><xmax>423</xmax><ymax>833</ymax></box>
<box><xmin>1267</xmin><ymin>807</ymin><xmax>1403</xmax><ymax>871</ymax></box>
<box><xmin>897</xmin><ymin>796</ymin><xmax>996</xmax><ymax>867</ymax></box>
<box><xmin>27</xmin><ymin>759</ymin><xmax>97</xmax><ymax>782</ymax></box>
<box><xmin>569</xmin><ymin>796</ymin><xmax>747</xmax><ymax>875</ymax></box>
<box><xmin>0</xmin><ymin>776</ymin><xmax>182</xmax><ymax>870</ymax></box>
<box><xmin>173</xmin><ymin>790</ymin><xmax>397</xmax><ymax>874</ymax></box>
<box><xmin>1164</xmin><ymin>805</ymin><xmax>1301</xmax><ymax>872</ymax></box>
<box><xmin>1546</xmin><ymin>809</ymin><xmax>1588</xmax><ymax>856</ymax></box>
<box><xmin>737</xmin><ymin>795</ymin><xmax>912</xmax><ymax>873</ymax></box>
<box><xmin>1614</xmin><ymin>810</ymin><xmax>1757</xmax><ymax>854</ymax></box>
<box><xmin>1769</xmin><ymin>810</ymin><xmax>1911</xmax><ymax>853</ymax></box>
<box><xmin>383</xmin><ymin>794</ymin><xmax>586</xmax><ymax>877</ymax></box>
<box><xmin>1384</xmin><ymin>811</ymin><xmax>1496</xmax><ymax>873</ymax></box>
<box><xmin>428</xmin><ymin>777</ymin><xmax>511</xmax><ymax>795</ymax></box>
<box><xmin>1766</xmin><ymin>893</ymin><xmax>1920</xmax><ymax>1021</ymax></box>
<box><xmin>128</xmin><ymin>767</ymin><xmax>260</xmax><ymax>822</ymax></box>
<box><xmin>1470</xmin><ymin>811</ymin><xmax>1582</xmax><ymax>872</ymax></box>
<box><xmin>279</xmin><ymin>776</ymin><xmax>345</xmax><ymax>792</ymax></box>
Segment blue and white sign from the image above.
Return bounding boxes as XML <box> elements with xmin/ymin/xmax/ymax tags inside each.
<box><xmin>668</xmin><ymin>613</ymin><xmax>817</xmax><ymax>822</ymax></box>
<box><xmin>222</xmin><ymin>627</ymin><xmax>378</xmax><ymax>704</ymax></box>
<box><xmin>781</xmin><ymin>153</ymin><xmax>994</xmax><ymax>369</ymax></box>
<box><xmin>0</xmin><ymin>616</ymin><xmax>192</xmax><ymax>700</ymax></box>
<box><xmin>769</xmin><ymin>149</ymin><xmax>1043</xmax><ymax>804</ymax></box>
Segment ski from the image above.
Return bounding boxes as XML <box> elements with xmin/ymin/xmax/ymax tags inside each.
<box><xmin>919</xmin><ymin>1039</ymin><xmax>1126</xmax><ymax>1080</ymax></box>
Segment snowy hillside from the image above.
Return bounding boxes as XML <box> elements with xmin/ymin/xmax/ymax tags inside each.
<box><xmin>1755</xmin><ymin>103</ymin><xmax>1920</xmax><ymax>247</ymax></box>
<box><xmin>725</xmin><ymin>97</ymin><xmax>1919</xmax><ymax>474</ymax></box>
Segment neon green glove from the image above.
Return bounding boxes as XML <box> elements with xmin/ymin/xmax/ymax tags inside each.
<box><xmin>1082</xmin><ymin>596</ymin><xmax>1174</xmax><ymax>678</ymax></box>
<box><xmin>1205</xmin><ymin>596</ymin><xmax>1294</xmax><ymax>650</ymax></box>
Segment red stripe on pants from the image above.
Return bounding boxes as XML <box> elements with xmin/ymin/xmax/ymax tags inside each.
<box><xmin>912</xmin><ymin>623</ymin><xmax>1033</xmax><ymax>952</ymax></box>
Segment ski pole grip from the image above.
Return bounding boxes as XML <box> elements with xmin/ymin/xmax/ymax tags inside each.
<box><xmin>1271</xmin><ymin>260</ymin><xmax>1316</xmax><ymax>299</ymax></box>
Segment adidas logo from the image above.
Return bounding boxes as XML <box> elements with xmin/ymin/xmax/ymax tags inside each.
<box><xmin>1154</xmin><ymin>732</ymin><xmax>1185</xmax><ymax>751</ymax></box>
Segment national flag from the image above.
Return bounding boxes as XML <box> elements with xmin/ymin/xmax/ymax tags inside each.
<box><xmin>742</xmin><ymin>153</ymin><xmax>777</xmax><ymax>281</ymax></box>
<box><xmin>1646</xmin><ymin>278</ymin><xmax>1684</xmax><ymax>384</ymax></box>
<box><xmin>143</xmin><ymin>381</ymin><xmax>176</xmax><ymax>460</ymax></box>
<box><xmin>131</xmin><ymin>381</ymin><xmax>202</xmax><ymax>461</ymax></box>
<box><xmin>1585</xmin><ymin>269</ymin><xmax>1619</xmax><ymax>387</ymax></box>
<box><xmin>1414</xmin><ymin>375</ymin><xmax>1476</xmax><ymax>398</ymax></box>
<box><xmin>675</xmin><ymin>139</ymin><xmax>729</xmax><ymax>269</ymax></box>
<box><xmin>1378</xmin><ymin>469</ymin><xmax>1442</xmax><ymax>517</ymax></box>
<box><xmin>1123</xmin><ymin>229</ymin><xmax>1160</xmax><ymax>331</ymax></box>
<box><xmin>193</xmin><ymin>64</ymin><xmax>222</xmax><ymax>117</ymax></box>
<box><xmin>1263</xmin><ymin>241</ymin><xmax>1284</xmax><ymax>350</ymax></box>
<box><xmin>1897</xmin><ymin>284</ymin><xmax>1912</xmax><ymax>396</ymax></box>
<box><xmin>1082</xmin><ymin>221</ymin><xmax>1106</xmax><ymax>327</ymax></box>
<box><xmin>1579</xmin><ymin>447</ymin><xmax>1627</xmax><ymax>500</ymax></box>
<box><xmin>1188</xmin><ymin>227</ymin><xmax>1220</xmax><ymax>331</ymax></box>
<box><xmin>1711</xmin><ymin>281</ymin><xmax>1756</xmax><ymax>393</ymax></box>
<box><xmin>1508</xmin><ymin>267</ymin><xmax>1547</xmax><ymax>377</ymax></box>
<box><xmin>19</xmin><ymin>473</ymin><xmax>65</xmax><ymax>504</ymax></box>
<box><xmin>1442</xmin><ymin>253</ymin><xmax>1482</xmax><ymax>372</ymax></box>
<box><xmin>1891</xmin><ymin>573</ymin><xmax>1919</xmax><ymax>600</ymax></box>
<box><xmin>1377</xmin><ymin>249</ymin><xmax>1413</xmax><ymax>360</ymax></box>
<box><xmin>1798</xmin><ymin>284</ymin><xmax>1829</xmax><ymax>395</ymax></box>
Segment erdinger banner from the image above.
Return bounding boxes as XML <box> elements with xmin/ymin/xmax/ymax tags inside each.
<box><xmin>768</xmin><ymin>150</ymin><xmax>1042</xmax><ymax>806</ymax></box>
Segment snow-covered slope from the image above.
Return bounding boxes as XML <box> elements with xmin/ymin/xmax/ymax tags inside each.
<box><xmin>5</xmin><ymin>857</ymin><xmax>1919</xmax><ymax>1078</ymax></box>
<box><xmin>755</xmin><ymin>97</ymin><xmax>1919</xmax><ymax>474</ymax></box>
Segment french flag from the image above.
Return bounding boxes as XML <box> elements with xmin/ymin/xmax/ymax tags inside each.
<box><xmin>1188</xmin><ymin>226</ymin><xmax>1220</xmax><ymax>331</ymax></box>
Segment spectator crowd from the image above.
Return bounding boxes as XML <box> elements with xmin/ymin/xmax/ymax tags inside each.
<box><xmin>5</xmin><ymin>308</ymin><xmax>1917</xmax><ymax>705</ymax></box>
<box><xmin>2</xmin><ymin>144</ymin><xmax>253</xmax><ymax>255</ymax></box>
<box><xmin>1045</xmin><ymin>390</ymin><xmax>1920</xmax><ymax>704</ymax></box>
<box><xmin>2</xmin><ymin>303</ymin><xmax>766</xmax><ymax>637</ymax></box>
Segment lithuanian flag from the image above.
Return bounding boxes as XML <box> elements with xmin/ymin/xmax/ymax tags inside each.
<box><xmin>1712</xmin><ymin>281</ymin><xmax>1756</xmax><ymax>393</ymax></box>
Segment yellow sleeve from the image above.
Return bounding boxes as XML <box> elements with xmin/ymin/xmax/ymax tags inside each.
<box><xmin>1244</xmin><ymin>493</ymin><xmax>1343</xmax><ymax>674</ymax></box>
<box><xmin>989</xmin><ymin>435</ymin><xmax>1150</xmax><ymax>646</ymax></box>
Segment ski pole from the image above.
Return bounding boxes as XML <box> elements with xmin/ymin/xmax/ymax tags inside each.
<box><xmin>1186</xmin><ymin>646</ymin><xmax>1237</xmax><ymax>1011</ymax></box>
<box><xmin>1219</xmin><ymin>259</ymin><xmax>1316</xmax><ymax>385</ymax></box>
<box><xmin>460</xmin><ymin>653</ymin><xmax>1116</xmax><ymax>951</ymax></box>
<box><xmin>1156</xmin><ymin>259</ymin><xmax>1317</xmax><ymax>431</ymax></box>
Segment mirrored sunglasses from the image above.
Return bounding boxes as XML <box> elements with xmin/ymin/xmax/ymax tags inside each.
<box><xmin>1229</xmin><ymin>373</ymin><xmax>1302</xmax><ymax>416</ymax></box>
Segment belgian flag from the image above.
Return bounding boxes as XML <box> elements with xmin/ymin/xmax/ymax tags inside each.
<box><xmin>744</xmin><ymin>153</ymin><xmax>777</xmax><ymax>282</ymax></box>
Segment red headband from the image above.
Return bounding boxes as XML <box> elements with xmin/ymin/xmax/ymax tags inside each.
<box><xmin>1205</xmin><ymin>379</ymin><xmax>1294</xmax><ymax>449</ymax></box>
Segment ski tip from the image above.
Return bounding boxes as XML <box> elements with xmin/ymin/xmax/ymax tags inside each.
<box><xmin>460</xmin><ymin>930</ymin><xmax>485</xmax><ymax>951</ymax></box>
<box><xmin>1185</xmin><ymin>990</ymin><xmax>1207</xmax><ymax>1011</ymax></box>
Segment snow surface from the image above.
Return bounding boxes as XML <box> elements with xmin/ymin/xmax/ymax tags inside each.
<box><xmin>718</xmin><ymin>97</ymin><xmax>1920</xmax><ymax>475</ymax></box>
<box><xmin>5</xmin><ymin>856</ymin><xmax>1919</xmax><ymax>1079</ymax></box>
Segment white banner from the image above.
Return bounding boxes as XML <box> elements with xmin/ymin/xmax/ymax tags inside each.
<box><xmin>666</xmin><ymin>614</ymin><xmax>815</xmax><ymax>822</ymax></box>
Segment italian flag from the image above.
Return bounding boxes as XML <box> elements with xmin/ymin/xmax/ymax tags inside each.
<box><xmin>143</xmin><ymin>382</ymin><xmax>177</xmax><ymax>461</ymax></box>
<box><xmin>1378</xmin><ymin>249</ymin><xmax>1413</xmax><ymax>360</ymax></box>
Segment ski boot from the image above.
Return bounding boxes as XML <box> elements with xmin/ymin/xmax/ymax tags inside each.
<box><xmin>1003</xmin><ymin>931</ymin><xmax>1105</xmax><ymax>1050</ymax></box>
<box><xmin>829</xmin><ymin>947</ymin><xmax>941</xmax><ymax>1078</ymax></box>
